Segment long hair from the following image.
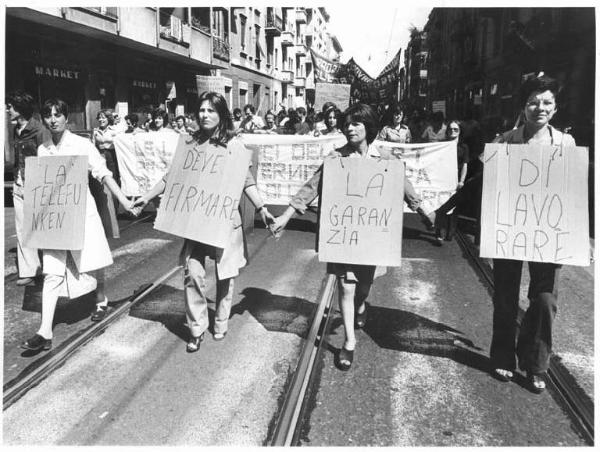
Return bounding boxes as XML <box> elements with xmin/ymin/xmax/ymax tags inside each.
<box><xmin>195</xmin><ymin>91</ymin><xmax>233</xmax><ymax>145</ymax></box>
<box><xmin>341</xmin><ymin>103</ymin><xmax>380</xmax><ymax>144</ymax></box>
<box><xmin>97</xmin><ymin>109</ymin><xmax>115</xmax><ymax>126</ymax></box>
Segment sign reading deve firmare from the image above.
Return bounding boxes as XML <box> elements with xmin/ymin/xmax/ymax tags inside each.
<box><xmin>480</xmin><ymin>143</ymin><xmax>589</xmax><ymax>266</ymax></box>
<box><xmin>154</xmin><ymin>138</ymin><xmax>252</xmax><ymax>248</ymax></box>
<box><xmin>196</xmin><ymin>75</ymin><xmax>226</xmax><ymax>96</ymax></box>
<box><xmin>318</xmin><ymin>157</ymin><xmax>405</xmax><ymax>267</ymax></box>
<box><xmin>23</xmin><ymin>155</ymin><xmax>88</xmax><ymax>250</ymax></box>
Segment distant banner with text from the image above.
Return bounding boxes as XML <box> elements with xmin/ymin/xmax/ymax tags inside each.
<box><xmin>372</xmin><ymin>140</ymin><xmax>458</xmax><ymax>213</ymax></box>
<box><xmin>23</xmin><ymin>155</ymin><xmax>88</xmax><ymax>250</ymax></box>
<box><xmin>154</xmin><ymin>139</ymin><xmax>252</xmax><ymax>248</ymax></box>
<box><xmin>480</xmin><ymin>143</ymin><xmax>589</xmax><ymax>266</ymax></box>
<box><xmin>318</xmin><ymin>157</ymin><xmax>405</xmax><ymax>266</ymax></box>
<box><xmin>242</xmin><ymin>134</ymin><xmax>346</xmax><ymax>206</ymax></box>
<box><xmin>114</xmin><ymin>130</ymin><xmax>181</xmax><ymax>196</ymax></box>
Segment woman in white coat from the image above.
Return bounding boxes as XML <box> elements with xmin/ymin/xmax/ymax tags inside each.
<box><xmin>21</xmin><ymin>99</ymin><xmax>134</xmax><ymax>352</ymax></box>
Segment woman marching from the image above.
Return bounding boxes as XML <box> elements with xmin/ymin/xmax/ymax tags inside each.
<box><xmin>132</xmin><ymin>92</ymin><xmax>274</xmax><ymax>352</ymax></box>
<box><xmin>21</xmin><ymin>99</ymin><xmax>135</xmax><ymax>351</ymax></box>
<box><xmin>271</xmin><ymin>103</ymin><xmax>434</xmax><ymax>370</ymax></box>
<box><xmin>489</xmin><ymin>74</ymin><xmax>576</xmax><ymax>393</ymax></box>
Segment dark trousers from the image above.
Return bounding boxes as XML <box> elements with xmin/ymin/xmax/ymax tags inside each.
<box><xmin>490</xmin><ymin>259</ymin><xmax>560</xmax><ymax>374</ymax></box>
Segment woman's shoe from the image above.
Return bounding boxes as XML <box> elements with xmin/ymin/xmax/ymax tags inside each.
<box><xmin>491</xmin><ymin>368</ymin><xmax>514</xmax><ymax>382</ymax></box>
<box><xmin>186</xmin><ymin>333</ymin><xmax>205</xmax><ymax>353</ymax></box>
<box><xmin>213</xmin><ymin>331</ymin><xmax>227</xmax><ymax>341</ymax></box>
<box><xmin>336</xmin><ymin>346</ymin><xmax>354</xmax><ymax>371</ymax></box>
<box><xmin>527</xmin><ymin>372</ymin><xmax>546</xmax><ymax>394</ymax></box>
<box><xmin>21</xmin><ymin>334</ymin><xmax>52</xmax><ymax>351</ymax></box>
<box><xmin>355</xmin><ymin>303</ymin><xmax>368</xmax><ymax>329</ymax></box>
<box><xmin>91</xmin><ymin>305</ymin><xmax>108</xmax><ymax>322</ymax></box>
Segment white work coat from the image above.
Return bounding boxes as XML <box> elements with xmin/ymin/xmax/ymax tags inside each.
<box><xmin>37</xmin><ymin>130</ymin><xmax>114</xmax><ymax>275</ymax></box>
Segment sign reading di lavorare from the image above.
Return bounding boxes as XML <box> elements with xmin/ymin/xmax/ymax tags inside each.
<box><xmin>23</xmin><ymin>155</ymin><xmax>88</xmax><ymax>250</ymax></box>
<box><xmin>318</xmin><ymin>157</ymin><xmax>405</xmax><ymax>267</ymax></box>
<box><xmin>154</xmin><ymin>138</ymin><xmax>252</xmax><ymax>248</ymax></box>
<box><xmin>480</xmin><ymin>143</ymin><xmax>589</xmax><ymax>266</ymax></box>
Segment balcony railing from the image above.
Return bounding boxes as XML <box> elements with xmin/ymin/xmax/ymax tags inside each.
<box><xmin>281</xmin><ymin>71</ymin><xmax>294</xmax><ymax>83</ymax></box>
<box><xmin>296</xmin><ymin>8</ymin><xmax>307</xmax><ymax>24</ymax></box>
<box><xmin>266</xmin><ymin>9</ymin><xmax>283</xmax><ymax>36</ymax></box>
<box><xmin>160</xmin><ymin>13</ymin><xmax>191</xmax><ymax>45</ymax></box>
<box><xmin>281</xmin><ymin>30</ymin><xmax>294</xmax><ymax>46</ymax></box>
<box><xmin>213</xmin><ymin>35</ymin><xmax>230</xmax><ymax>61</ymax></box>
<box><xmin>78</xmin><ymin>6</ymin><xmax>118</xmax><ymax>20</ymax></box>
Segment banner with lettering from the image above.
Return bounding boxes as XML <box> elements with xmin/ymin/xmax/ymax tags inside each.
<box><xmin>373</xmin><ymin>140</ymin><xmax>457</xmax><ymax>213</ymax></box>
<box><xmin>22</xmin><ymin>155</ymin><xmax>88</xmax><ymax>250</ymax></box>
<box><xmin>113</xmin><ymin>130</ymin><xmax>181</xmax><ymax>196</ymax></box>
<box><xmin>154</xmin><ymin>139</ymin><xmax>252</xmax><ymax>248</ymax></box>
<box><xmin>310</xmin><ymin>49</ymin><xmax>343</xmax><ymax>83</ymax></box>
<box><xmin>480</xmin><ymin>143</ymin><xmax>589</xmax><ymax>266</ymax></box>
<box><xmin>241</xmin><ymin>134</ymin><xmax>347</xmax><ymax>206</ymax></box>
<box><xmin>318</xmin><ymin>157</ymin><xmax>405</xmax><ymax>266</ymax></box>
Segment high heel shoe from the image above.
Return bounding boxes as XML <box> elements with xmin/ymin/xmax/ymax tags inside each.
<box><xmin>355</xmin><ymin>303</ymin><xmax>368</xmax><ymax>329</ymax></box>
<box><xmin>186</xmin><ymin>333</ymin><xmax>205</xmax><ymax>353</ymax></box>
<box><xmin>527</xmin><ymin>372</ymin><xmax>546</xmax><ymax>393</ymax></box>
<box><xmin>336</xmin><ymin>346</ymin><xmax>354</xmax><ymax>371</ymax></box>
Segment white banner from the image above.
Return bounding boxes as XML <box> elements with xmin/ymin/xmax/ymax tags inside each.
<box><xmin>372</xmin><ymin>140</ymin><xmax>458</xmax><ymax>213</ymax></box>
<box><xmin>242</xmin><ymin>134</ymin><xmax>346</xmax><ymax>206</ymax></box>
<box><xmin>113</xmin><ymin>130</ymin><xmax>181</xmax><ymax>196</ymax></box>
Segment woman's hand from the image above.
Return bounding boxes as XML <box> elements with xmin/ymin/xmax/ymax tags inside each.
<box><xmin>258</xmin><ymin>207</ymin><xmax>275</xmax><ymax>228</ymax></box>
<box><xmin>131</xmin><ymin>196</ymin><xmax>149</xmax><ymax>217</ymax></box>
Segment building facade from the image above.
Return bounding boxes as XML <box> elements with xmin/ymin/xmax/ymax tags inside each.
<box><xmin>5</xmin><ymin>6</ymin><xmax>344</xmax><ymax>136</ymax></box>
<box><xmin>5</xmin><ymin>7</ymin><xmax>222</xmax><ymax>132</ymax></box>
<box><xmin>419</xmin><ymin>7</ymin><xmax>595</xmax><ymax>148</ymax></box>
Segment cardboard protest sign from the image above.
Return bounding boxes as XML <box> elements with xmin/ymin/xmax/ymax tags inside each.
<box><xmin>114</xmin><ymin>130</ymin><xmax>181</xmax><ymax>196</ymax></box>
<box><xmin>23</xmin><ymin>155</ymin><xmax>88</xmax><ymax>250</ymax></box>
<box><xmin>318</xmin><ymin>157</ymin><xmax>405</xmax><ymax>266</ymax></box>
<box><xmin>373</xmin><ymin>140</ymin><xmax>458</xmax><ymax>212</ymax></box>
<box><xmin>480</xmin><ymin>143</ymin><xmax>589</xmax><ymax>266</ymax></box>
<box><xmin>154</xmin><ymin>139</ymin><xmax>252</xmax><ymax>248</ymax></box>
<box><xmin>196</xmin><ymin>75</ymin><xmax>226</xmax><ymax>96</ymax></box>
<box><xmin>314</xmin><ymin>82</ymin><xmax>351</xmax><ymax>112</ymax></box>
<box><xmin>242</xmin><ymin>134</ymin><xmax>346</xmax><ymax>206</ymax></box>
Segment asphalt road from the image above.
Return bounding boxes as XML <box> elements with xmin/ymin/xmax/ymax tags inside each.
<box><xmin>3</xmin><ymin>210</ymin><xmax>594</xmax><ymax>446</ymax></box>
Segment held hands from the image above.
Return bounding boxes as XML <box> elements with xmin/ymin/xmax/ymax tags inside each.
<box><xmin>131</xmin><ymin>196</ymin><xmax>149</xmax><ymax>217</ymax></box>
<box><xmin>258</xmin><ymin>206</ymin><xmax>275</xmax><ymax>228</ymax></box>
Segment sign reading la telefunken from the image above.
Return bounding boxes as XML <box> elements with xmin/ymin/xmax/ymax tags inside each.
<box><xmin>154</xmin><ymin>138</ymin><xmax>252</xmax><ymax>248</ymax></box>
<box><xmin>114</xmin><ymin>130</ymin><xmax>181</xmax><ymax>196</ymax></box>
<box><xmin>480</xmin><ymin>143</ymin><xmax>589</xmax><ymax>266</ymax></box>
<box><xmin>318</xmin><ymin>158</ymin><xmax>405</xmax><ymax>267</ymax></box>
<box><xmin>373</xmin><ymin>140</ymin><xmax>458</xmax><ymax>213</ymax></box>
<box><xmin>23</xmin><ymin>155</ymin><xmax>88</xmax><ymax>250</ymax></box>
<box><xmin>242</xmin><ymin>134</ymin><xmax>347</xmax><ymax>206</ymax></box>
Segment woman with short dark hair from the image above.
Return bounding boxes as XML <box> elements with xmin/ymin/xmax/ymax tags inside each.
<box><xmin>272</xmin><ymin>103</ymin><xmax>434</xmax><ymax>370</ymax></box>
<box><xmin>132</xmin><ymin>91</ymin><xmax>274</xmax><ymax>352</ymax></box>
<box><xmin>490</xmin><ymin>74</ymin><xmax>576</xmax><ymax>393</ymax></box>
<box><xmin>20</xmin><ymin>99</ymin><xmax>134</xmax><ymax>351</ymax></box>
<box><xmin>377</xmin><ymin>104</ymin><xmax>412</xmax><ymax>143</ymax></box>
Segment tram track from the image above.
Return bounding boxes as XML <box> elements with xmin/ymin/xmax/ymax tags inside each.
<box><xmin>269</xmin><ymin>273</ymin><xmax>337</xmax><ymax>446</ymax></box>
<box><xmin>454</xmin><ymin>229</ymin><xmax>594</xmax><ymax>445</ymax></box>
<box><xmin>3</xmin><ymin>265</ymin><xmax>182</xmax><ymax>410</ymax></box>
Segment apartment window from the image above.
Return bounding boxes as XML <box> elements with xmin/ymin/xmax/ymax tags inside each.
<box><xmin>275</xmin><ymin>48</ymin><xmax>279</xmax><ymax>69</ymax></box>
<box><xmin>255</xmin><ymin>25</ymin><xmax>261</xmax><ymax>60</ymax></box>
<box><xmin>212</xmin><ymin>8</ymin><xmax>228</xmax><ymax>38</ymax></box>
<box><xmin>239</xmin><ymin>87</ymin><xmax>248</xmax><ymax>107</ymax></box>
<box><xmin>159</xmin><ymin>7</ymin><xmax>189</xmax><ymax>42</ymax></box>
<box><xmin>240</xmin><ymin>15</ymin><xmax>247</xmax><ymax>51</ymax></box>
<box><xmin>191</xmin><ymin>7</ymin><xmax>210</xmax><ymax>33</ymax></box>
